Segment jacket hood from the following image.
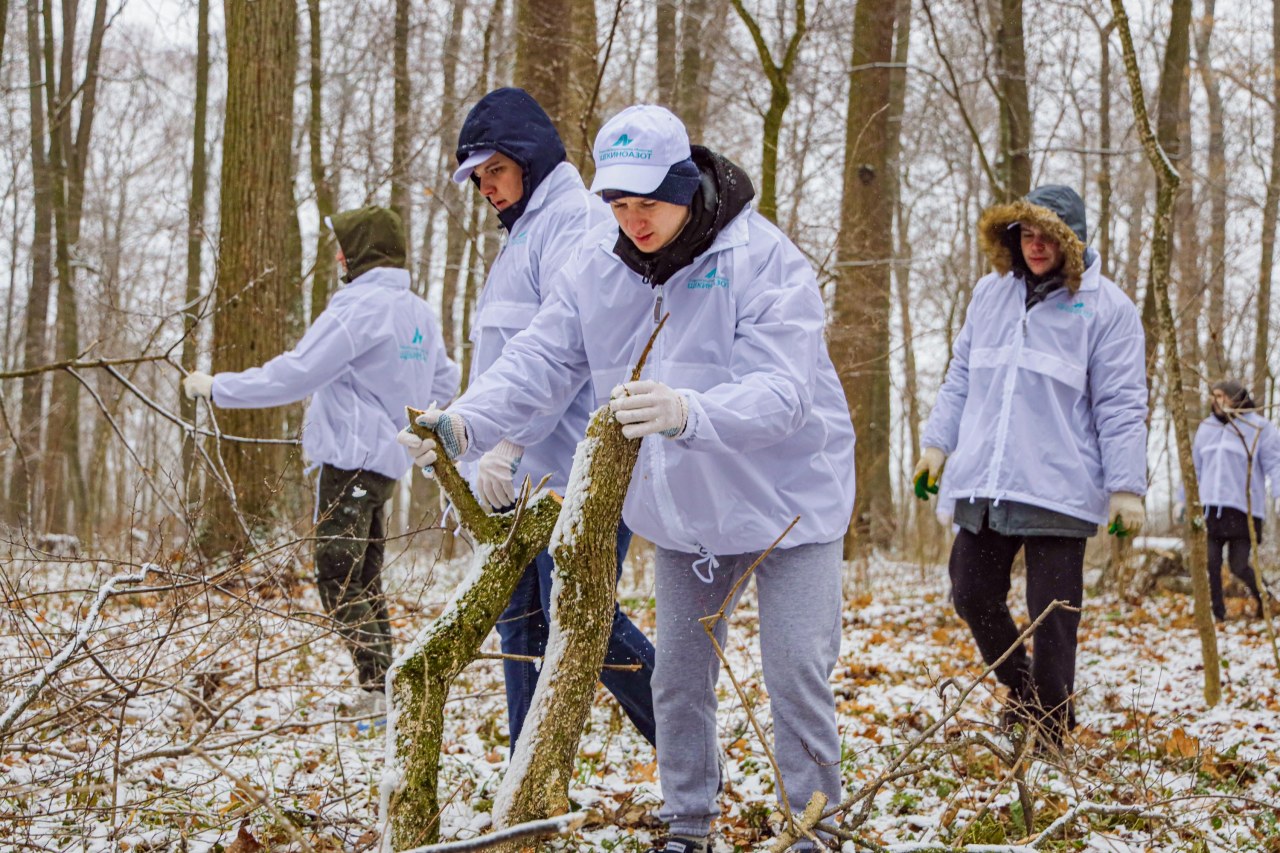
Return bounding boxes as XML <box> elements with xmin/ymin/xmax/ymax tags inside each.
<box><xmin>456</xmin><ymin>87</ymin><xmax>567</xmax><ymax>231</ymax></box>
<box><xmin>330</xmin><ymin>206</ymin><xmax>407</xmax><ymax>283</ymax></box>
<box><xmin>613</xmin><ymin>145</ymin><xmax>756</xmax><ymax>285</ymax></box>
<box><xmin>978</xmin><ymin>184</ymin><xmax>1088</xmax><ymax>293</ymax></box>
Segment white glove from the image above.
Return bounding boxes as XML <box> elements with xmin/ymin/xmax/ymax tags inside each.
<box><xmin>1108</xmin><ymin>492</ymin><xmax>1145</xmax><ymax>537</ymax></box>
<box><xmin>396</xmin><ymin>428</ymin><xmax>438</xmax><ymax>476</ymax></box>
<box><xmin>609</xmin><ymin>380</ymin><xmax>689</xmax><ymax>439</ymax></box>
<box><xmin>475</xmin><ymin>439</ymin><xmax>523</xmax><ymax>511</ymax></box>
<box><xmin>183</xmin><ymin>371</ymin><xmax>214</xmax><ymax>401</ymax></box>
<box><xmin>411</xmin><ymin>406</ymin><xmax>470</xmax><ymax>459</ymax></box>
<box><xmin>911</xmin><ymin>447</ymin><xmax>946</xmax><ymax>498</ymax></box>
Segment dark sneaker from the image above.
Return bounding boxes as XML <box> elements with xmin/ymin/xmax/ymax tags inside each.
<box><xmin>646</xmin><ymin>835</ymin><xmax>709</xmax><ymax>853</ymax></box>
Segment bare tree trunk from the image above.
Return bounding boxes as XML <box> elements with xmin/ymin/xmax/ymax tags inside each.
<box><xmin>515</xmin><ymin>0</ymin><xmax>570</xmax><ymax>130</ymax></box>
<box><xmin>306</xmin><ymin>0</ymin><xmax>337</xmax><ymax>322</ymax></box>
<box><xmin>993</xmin><ymin>0</ymin><xmax>1032</xmax><ymax>200</ymax></box>
<box><xmin>885</xmin><ymin>0</ymin><xmax>920</xmax><ymax>558</ymax></box>
<box><xmin>183</xmin><ymin>0</ymin><xmax>212</xmax><ymax>494</ymax></box>
<box><xmin>831</xmin><ymin>0</ymin><xmax>897</xmax><ymax>555</ymax></box>
<box><xmin>207</xmin><ymin>0</ymin><xmax>298</xmax><ymax>552</ymax></box>
<box><xmin>657</xmin><ymin>0</ymin><xmax>678</xmax><ymax>108</ymax></box>
<box><xmin>1195</xmin><ymin>0</ymin><xmax>1228</xmax><ymax>378</ymax></box>
<box><xmin>432</xmin><ymin>0</ymin><xmax>470</xmax><ymax>358</ymax></box>
<box><xmin>1112</xmin><ymin>0</ymin><xmax>1220</xmax><ymax>706</ymax></box>
<box><xmin>729</xmin><ymin>0</ymin><xmax>806</xmax><ymax>222</ymax></box>
<box><xmin>12</xmin><ymin>0</ymin><xmax>54</xmax><ymax>527</ymax></box>
<box><xmin>390</xmin><ymin>0</ymin><xmax>412</xmax><ymax>237</ymax></box>
<box><xmin>1174</xmin><ymin>68</ymin><xmax>1202</xmax><ymax>432</ymax></box>
<box><xmin>1255</xmin><ymin>0</ymin><xmax>1280</xmax><ymax>402</ymax></box>
<box><xmin>677</xmin><ymin>0</ymin><xmax>724</xmax><ymax>140</ymax></box>
<box><xmin>1096</xmin><ymin>16</ymin><xmax>1116</xmax><ymax>273</ymax></box>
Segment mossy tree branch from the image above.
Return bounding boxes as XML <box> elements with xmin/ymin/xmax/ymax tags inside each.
<box><xmin>382</xmin><ymin>412</ymin><xmax>561</xmax><ymax>850</ymax></box>
<box><xmin>385</xmin><ymin>317</ymin><xmax>667</xmax><ymax>850</ymax></box>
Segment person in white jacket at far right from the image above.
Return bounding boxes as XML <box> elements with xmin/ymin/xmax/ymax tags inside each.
<box><xmin>913</xmin><ymin>184</ymin><xmax>1148</xmax><ymax>751</ymax></box>
<box><xmin>1190</xmin><ymin>379</ymin><xmax>1280</xmax><ymax>621</ymax></box>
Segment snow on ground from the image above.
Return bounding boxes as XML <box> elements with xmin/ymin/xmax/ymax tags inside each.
<box><xmin>1</xmin><ymin>537</ymin><xmax>1278</xmax><ymax>852</ymax></box>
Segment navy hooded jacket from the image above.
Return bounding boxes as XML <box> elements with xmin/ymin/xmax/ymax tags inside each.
<box><xmin>456</xmin><ymin>88</ymin><xmax>567</xmax><ymax>232</ymax></box>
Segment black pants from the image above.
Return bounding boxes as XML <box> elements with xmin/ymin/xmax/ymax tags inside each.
<box><xmin>315</xmin><ymin>464</ymin><xmax>396</xmax><ymax>688</ymax></box>
<box><xmin>949</xmin><ymin>518</ymin><xmax>1086</xmax><ymax>729</ymax></box>
<box><xmin>1206</xmin><ymin>508</ymin><xmax>1265</xmax><ymax>620</ymax></box>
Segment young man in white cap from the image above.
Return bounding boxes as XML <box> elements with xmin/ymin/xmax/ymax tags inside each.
<box><xmin>400</xmin><ymin>105</ymin><xmax>855</xmax><ymax>853</ymax></box>
<box><xmin>449</xmin><ymin>87</ymin><xmax>657</xmax><ymax>750</ymax></box>
<box><xmin>185</xmin><ymin>206</ymin><xmax>459</xmax><ymax>718</ymax></box>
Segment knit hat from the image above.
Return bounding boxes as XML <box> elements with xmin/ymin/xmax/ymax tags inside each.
<box><xmin>590</xmin><ymin>105</ymin><xmax>701</xmax><ymax>205</ymax></box>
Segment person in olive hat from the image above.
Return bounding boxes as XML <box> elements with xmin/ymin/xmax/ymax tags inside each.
<box><xmin>184</xmin><ymin>206</ymin><xmax>459</xmax><ymax>721</ymax></box>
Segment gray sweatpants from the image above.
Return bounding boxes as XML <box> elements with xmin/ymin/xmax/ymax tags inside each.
<box><xmin>654</xmin><ymin>539</ymin><xmax>843</xmax><ymax>840</ymax></box>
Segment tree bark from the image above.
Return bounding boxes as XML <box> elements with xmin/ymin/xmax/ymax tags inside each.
<box><xmin>306</xmin><ymin>0</ymin><xmax>337</xmax><ymax>323</ymax></box>
<box><xmin>729</xmin><ymin>0</ymin><xmax>806</xmax><ymax>223</ymax></box>
<box><xmin>183</xmin><ymin>0</ymin><xmax>212</xmax><ymax>494</ymax></box>
<box><xmin>677</xmin><ymin>0</ymin><xmax>725</xmax><ymax>140</ymax></box>
<box><xmin>1096</xmin><ymin>17</ymin><xmax>1115</xmax><ymax>274</ymax></box>
<box><xmin>390</xmin><ymin>0</ymin><xmax>412</xmax><ymax>237</ymax></box>
<box><xmin>1111</xmin><ymin>0</ymin><xmax>1220</xmax><ymax>706</ymax></box>
<box><xmin>1255</xmin><ymin>0</ymin><xmax>1280</xmax><ymax>401</ymax></box>
<box><xmin>1194</xmin><ymin>0</ymin><xmax>1228</xmax><ymax>379</ymax></box>
<box><xmin>206</xmin><ymin>0</ymin><xmax>298</xmax><ymax>551</ymax></box>
<box><xmin>12</xmin><ymin>0</ymin><xmax>55</xmax><ymax>527</ymax></box>
<box><xmin>993</xmin><ymin>0</ymin><xmax>1032</xmax><ymax>200</ymax></box>
<box><xmin>657</xmin><ymin>0</ymin><xmax>678</xmax><ymax>108</ymax></box>
<box><xmin>831</xmin><ymin>0</ymin><xmax>897</xmax><ymax>554</ymax></box>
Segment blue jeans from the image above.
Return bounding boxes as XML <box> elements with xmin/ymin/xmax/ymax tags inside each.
<box><xmin>494</xmin><ymin>523</ymin><xmax>656</xmax><ymax>748</ymax></box>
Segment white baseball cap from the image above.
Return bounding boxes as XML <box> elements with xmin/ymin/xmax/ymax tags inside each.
<box><xmin>453</xmin><ymin>148</ymin><xmax>498</xmax><ymax>183</ymax></box>
<box><xmin>589</xmin><ymin>105</ymin><xmax>691</xmax><ymax>195</ymax></box>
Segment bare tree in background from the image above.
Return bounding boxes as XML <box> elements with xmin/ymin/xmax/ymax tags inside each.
<box><xmin>1112</xmin><ymin>0</ymin><xmax>1221</xmax><ymax>705</ymax></box>
<box><xmin>205</xmin><ymin>0</ymin><xmax>299</xmax><ymax>552</ymax></box>
<box><xmin>182</xmin><ymin>0</ymin><xmax>212</xmax><ymax>494</ymax></box>
<box><xmin>306</xmin><ymin>0</ymin><xmax>338</xmax><ymax>323</ymax></box>
<box><xmin>1254</xmin><ymin>0</ymin><xmax>1280</xmax><ymax>407</ymax></box>
<box><xmin>991</xmin><ymin>0</ymin><xmax>1031</xmax><ymax>200</ymax></box>
<box><xmin>1195</xmin><ymin>0</ymin><xmax>1229</xmax><ymax>379</ymax></box>
<box><xmin>832</xmin><ymin>0</ymin><xmax>898</xmax><ymax>554</ymax></box>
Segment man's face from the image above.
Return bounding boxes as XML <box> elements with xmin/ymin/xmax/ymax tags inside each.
<box><xmin>608</xmin><ymin>197</ymin><xmax>690</xmax><ymax>252</ymax></box>
<box><xmin>475</xmin><ymin>152</ymin><xmax>524</xmax><ymax>212</ymax></box>
<box><xmin>1212</xmin><ymin>389</ymin><xmax>1232</xmax><ymax>414</ymax></box>
<box><xmin>1020</xmin><ymin>224</ymin><xmax>1063</xmax><ymax>277</ymax></box>
<box><xmin>335</xmin><ymin>246</ymin><xmax>347</xmax><ymax>273</ymax></box>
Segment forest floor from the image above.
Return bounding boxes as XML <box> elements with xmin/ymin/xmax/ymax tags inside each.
<box><xmin>2</xmin><ymin>532</ymin><xmax>1278</xmax><ymax>852</ymax></box>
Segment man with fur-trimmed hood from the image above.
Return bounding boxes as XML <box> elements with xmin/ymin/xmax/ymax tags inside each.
<box><xmin>913</xmin><ymin>184</ymin><xmax>1148</xmax><ymax>749</ymax></box>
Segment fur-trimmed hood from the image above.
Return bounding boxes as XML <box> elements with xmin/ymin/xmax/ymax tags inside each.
<box><xmin>978</xmin><ymin>184</ymin><xmax>1088</xmax><ymax>292</ymax></box>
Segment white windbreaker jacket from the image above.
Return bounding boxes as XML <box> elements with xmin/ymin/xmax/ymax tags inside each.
<box><xmin>1192</xmin><ymin>413</ymin><xmax>1280</xmax><ymax>519</ymax></box>
<box><xmin>450</xmin><ymin>207</ymin><xmax>856</xmax><ymax>555</ymax></box>
<box><xmin>212</xmin><ymin>267</ymin><xmax>459</xmax><ymax>480</ymax></box>
<box><xmin>921</xmin><ymin>254</ymin><xmax>1148</xmax><ymax>524</ymax></box>
<box><xmin>467</xmin><ymin>161</ymin><xmax>611</xmax><ymax>493</ymax></box>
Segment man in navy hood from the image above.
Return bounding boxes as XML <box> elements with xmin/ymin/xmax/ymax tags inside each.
<box><xmin>454</xmin><ymin>87</ymin><xmax>568</xmax><ymax>232</ymax></box>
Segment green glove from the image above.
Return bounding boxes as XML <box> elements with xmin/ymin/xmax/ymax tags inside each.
<box><xmin>914</xmin><ymin>471</ymin><xmax>939</xmax><ymax>502</ymax></box>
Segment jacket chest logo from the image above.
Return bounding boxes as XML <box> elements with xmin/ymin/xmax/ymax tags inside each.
<box><xmin>509</xmin><ymin>229</ymin><xmax>529</xmax><ymax>246</ymax></box>
<box><xmin>1055</xmin><ymin>300</ymin><xmax>1094</xmax><ymax>319</ymax></box>
<box><xmin>687</xmin><ymin>266</ymin><xmax>730</xmax><ymax>290</ymax></box>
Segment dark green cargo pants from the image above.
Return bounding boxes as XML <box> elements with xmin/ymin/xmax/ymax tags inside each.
<box><xmin>315</xmin><ymin>464</ymin><xmax>396</xmax><ymax>688</ymax></box>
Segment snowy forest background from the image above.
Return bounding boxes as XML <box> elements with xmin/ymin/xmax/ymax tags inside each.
<box><xmin>2</xmin><ymin>0</ymin><xmax>1280</xmax><ymax>851</ymax></box>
